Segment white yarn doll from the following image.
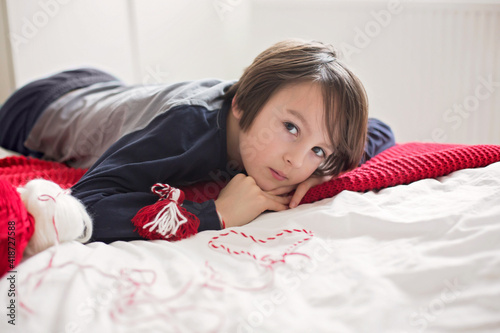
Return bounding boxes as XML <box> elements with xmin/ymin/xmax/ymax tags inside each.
<box><xmin>0</xmin><ymin>178</ymin><xmax>92</xmax><ymax>276</ymax></box>
<box><xmin>18</xmin><ymin>179</ymin><xmax>93</xmax><ymax>257</ymax></box>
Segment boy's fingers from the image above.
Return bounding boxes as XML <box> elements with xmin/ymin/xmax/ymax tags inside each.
<box><xmin>261</xmin><ymin>193</ymin><xmax>291</xmax><ymax>213</ymax></box>
<box><xmin>288</xmin><ymin>175</ymin><xmax>334</xmax><ymax>208</ymax></box>
<box><xmin>263</xmin><ymin>192</ymin><xmax>291</xmax><ymax>204</ymax></box>
<box><xmin>289</xmin><ymin>183</ymin><xmax>310</xmax><ymax>208</ymax></box>
<box><xmin>265</xmin><ymin>199</ymin><xmax>291</xmax><ymax>212</ymax></box>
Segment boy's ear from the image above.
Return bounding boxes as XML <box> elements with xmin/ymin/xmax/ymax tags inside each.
<box><xmin>231</xmin><ymin>95</ymin><xmax>243</xmax><ymax>120</ymax></box>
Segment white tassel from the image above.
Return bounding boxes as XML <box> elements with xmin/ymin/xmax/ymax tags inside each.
<box><xmin>17</xmin><ymin>179</ymin><xmax>93</xmax><ymax>257</ymax></box>
<box><xmin>143</xmin><ymin>187</ymin><xmax>187</xmax><ymax>237</ymax></box>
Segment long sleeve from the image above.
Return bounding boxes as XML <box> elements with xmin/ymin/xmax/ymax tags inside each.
<box><xmin>72</xmin><ymin>104</ymin><xmax>229</xmax><ymax>243</ymax></box>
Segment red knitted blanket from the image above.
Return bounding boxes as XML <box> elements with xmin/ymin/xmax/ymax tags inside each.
<box><xmin>0</xmin><ymin>156</ymin><xmax>86</xmax><ymax>189</ymax></box>
<box><xmin>302</xmin><ymin>142</ymin><xmax>500</xmax><ymax>204</ymax></box>
<box><xmin>1</xmin><ymin>142</ymin><xmax>500</xmax><ymax>204</ymax></box>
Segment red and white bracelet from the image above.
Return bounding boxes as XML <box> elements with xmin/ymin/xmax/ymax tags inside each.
<box><xmin>216</xmin><ymin>210</ymin><xmax>225</xmax><ymax>229</ymax></box>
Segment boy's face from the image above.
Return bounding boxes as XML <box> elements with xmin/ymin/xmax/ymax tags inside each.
<box><xmin>230</xmin><ymin>82</ymin><xmax>333</xmax><ymax>192</ymax></box>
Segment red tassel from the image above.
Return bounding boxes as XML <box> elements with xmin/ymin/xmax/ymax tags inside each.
<box><xmin>0</xmin><ymin>179</ymin><xmax>35</xmax><ymax>277</ymax></box>
<box><xmin>132</xmin><ymin>184</ymin><xmax>200</xmax><ymax>242</ymax></box>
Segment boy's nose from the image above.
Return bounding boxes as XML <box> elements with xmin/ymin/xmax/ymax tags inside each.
<box><xmin>284</xmin><ymin>149</ymin><xmax>305</xmax><ymax>168</ymax></box>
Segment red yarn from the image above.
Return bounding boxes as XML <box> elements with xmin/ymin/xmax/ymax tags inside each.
<box><xmin>132</xmin><ymin>184</ymin><xmax>200</xmax><ymax>241</ymax></box>
<box><xmin>0</xmin><ymin>156</ymin><xmax>86</xmax><ymax>189</ymax></box>
<box><xmin>0</xmin><ymin>179</ymin><xmax>35</xmax><ymax>277</ymax></box>
<box><xmin>208</xmin><ymin>228</ymin><xmax>314</xmax><ymax>266</ymax></box>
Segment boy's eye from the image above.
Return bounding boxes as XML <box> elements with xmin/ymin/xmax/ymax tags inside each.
<box><xmin>312</xmin><ymin>147</ymin><xmax>325</xmax><ymax>158</ymax></box>
<box><xmin>284</xmin><ymin>122</ymin><xmax>298</xmax><ymax>135</ymax></box>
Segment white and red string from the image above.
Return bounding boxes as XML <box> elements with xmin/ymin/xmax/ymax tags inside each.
<box><xmin>208</xmin><ymin>228</ymin><xmax>314</xmax><ymax>267</ymax></box>
<box><xmin>17</xmin><ymin>193</ymin><xmax>315</xmax><ymax>331</ymax></box>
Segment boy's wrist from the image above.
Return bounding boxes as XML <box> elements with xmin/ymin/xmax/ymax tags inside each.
<box><xmin>216</xmin><ymin>209</ymin><xmax>226</xmax><ymax>229</ymax></box>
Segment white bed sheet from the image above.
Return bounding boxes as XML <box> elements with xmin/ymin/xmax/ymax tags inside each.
<box><xmin>1</xmin><ymin>161</ymin><xmax>500</xmax><ymax>333</ymax></box>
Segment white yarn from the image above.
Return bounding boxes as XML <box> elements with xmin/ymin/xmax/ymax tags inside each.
<box><xmin>143</xmin><ymin>188</ymin><xmax>187</xmax><ymax>237</ymax></box>
<box><xmin>17</xmin><ymin>179</ymin><xmax>93</xmax><ymax>257</ymax></box>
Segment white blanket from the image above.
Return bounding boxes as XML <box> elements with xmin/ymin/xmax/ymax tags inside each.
<box><xmin>1</xmin><ymin>162</ymin><xmax>500</xmax><ymax>333</ymax></box>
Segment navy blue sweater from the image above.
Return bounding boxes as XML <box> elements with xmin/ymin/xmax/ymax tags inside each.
<box><xmin>72</xmin><ymin>102</ymin><xmax>232</xmax><ymax>242</ymax></box>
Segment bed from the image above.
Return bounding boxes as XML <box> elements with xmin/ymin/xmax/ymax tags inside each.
<box><xmin>1</xmin><ymin>143</ymin><xmax>500</xmax><ymax>333</ymax></box>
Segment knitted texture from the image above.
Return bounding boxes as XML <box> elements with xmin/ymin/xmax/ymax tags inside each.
<box><xmin>0</xmin><ymin>179</ymin><xmax>35</xmax><ymax>277</ymax></box>
<box><xmin>301</xmin><ymin>142</ymin><xmax>500</xmax><ymax>204</ymax></box>
<box><xmin>0</xmin><ymin>156</ymin><xmax>86</xmax><ymax>189</ymax></box>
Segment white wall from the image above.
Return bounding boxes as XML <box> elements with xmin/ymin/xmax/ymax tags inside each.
<box><xmin>5</xmin><ymin>0</ymin><xmax>136</xmax><ymax>86</ymax></box>
<box><xmin>0</xmin><ymin>0</ymin><xmax>15</xmax><ymax>103</ymax></box>
<box><xmin>2</xmin><ymin>0</ymin><xmax>499</xmax><ymax>144</ymax></box>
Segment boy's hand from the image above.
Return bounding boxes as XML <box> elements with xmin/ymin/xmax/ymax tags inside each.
<box><xmin>264</xmin><ymin>174</ymin><xmax>337</xmax><ymax>209</ymax></box>
<box><xmin>214</xmin><ymin>174</ymin><xmax>291</xmax><ymax>228</ymax></box>
<box><xmin>288</xmin><ymin>175</ymin><xmax>332</xmax><ymax>208</ymax></box>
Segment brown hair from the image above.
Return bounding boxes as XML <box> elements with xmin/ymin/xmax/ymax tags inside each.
<box><xmin>224</xmin><ymin>39</ymin><xmax>368</xmax><ymax>176</ymax></box>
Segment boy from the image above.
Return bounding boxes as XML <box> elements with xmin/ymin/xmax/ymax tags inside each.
<box><xmin>0</xmin><ymin>39</ymin><xmax>395</xmax><ymax>242</ymax></box>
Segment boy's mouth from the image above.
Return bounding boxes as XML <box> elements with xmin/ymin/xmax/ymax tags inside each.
<box><xmin>270</xmin><ymin>168</ymin><xmax>287</xmax><ymax>181</ymax></box>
